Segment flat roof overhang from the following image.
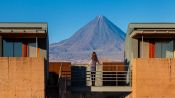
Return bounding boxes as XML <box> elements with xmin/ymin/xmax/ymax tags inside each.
<box><xmin>130</xmin><ymin>29</ymin><xmax>175</xmax><ymax>38</ymax></box>
<box><xmin>0</xmin><ymin>23</ymin><xmax>47</xmax><ymax>29</ymax></box>
<box><xmin>0</xmin><ymin>29</ymin><xmax>47</xmax><ymax>38</ymax></box>
<box><xmin>0</xmin><ymin>33</ymin><xmax>46</xmax><ymax>38</ymax></box>
<box><xmin>0</xmin><ymin>23</ymin><xmax>47</xmax><ymax>38</ymax></box>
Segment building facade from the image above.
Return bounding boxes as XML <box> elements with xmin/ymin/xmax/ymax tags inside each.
<box><xmin>0</xmin><ymin>23</ymin><xmax>48</xmax><ymax>98</ymax></box>
<box><xmin>125</xmin><ymin>23</ymin><xmax>175</xmax><ymax>98</ymax></box>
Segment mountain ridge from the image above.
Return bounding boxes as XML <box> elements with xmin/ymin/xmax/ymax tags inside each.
<box><xmin>49</xmin><ymin>16</ymin><xmax>125</xmax><ymax>63</ymax></box>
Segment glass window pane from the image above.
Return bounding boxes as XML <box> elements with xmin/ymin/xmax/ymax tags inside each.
<box><xmin>155</xmin><ymin>42</ymin><xmax>162</xmax><ymax>58</ymax></box>
<box><xmin>155</xmin><ymin>40</ymin><xmax>174</xmax><ymax>58</ymax></box>
<box><xmin>3</xmin><ymin>39</ymin><xmax>13</xmax><ymax>57</ymax></box>
<box><xmin>165</xmin><ymin>40</ymin><xmax>174</xmax><ymax>58</ymax></box>
<box><xmin>28</xmin><ymin>41</ymin><xmax>37</xmax><ymax>57</ymax></box>
<box><xmin>161</xmin><ymin>42</ymin><xmax>167</xmax><ymax>58</ymax></box>
<box><xmin>14</xmin><ymin>41</ymin><xmax>22</xmax><ymax>57</ymax></box>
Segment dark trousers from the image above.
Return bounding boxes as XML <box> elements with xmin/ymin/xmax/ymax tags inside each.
<box><xmin>91</xmin><ymin>72</ymin><xmax>96</xmax><ymax>86</ymax></box>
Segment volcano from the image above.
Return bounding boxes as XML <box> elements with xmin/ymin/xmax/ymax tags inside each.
<box><xmin>49</xmin><ymin>16</ymin><xmax>125</xmax><ymax>63</ymax></box>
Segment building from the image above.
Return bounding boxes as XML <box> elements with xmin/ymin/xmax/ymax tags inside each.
<box><xmin>125</xmin><ymin>23</ymin><xmax>175</xmax><ymax>98</ymax></box>
<box><xmin>0</xmin><ymin>23</ymin><xmax>48</xmax><ymax>98</ymax></box>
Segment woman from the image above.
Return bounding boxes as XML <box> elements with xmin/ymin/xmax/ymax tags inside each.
<box><xmin>89</xmin><ymin>51</ymin><xmax>100</xmax><ymax>86</ymax></box>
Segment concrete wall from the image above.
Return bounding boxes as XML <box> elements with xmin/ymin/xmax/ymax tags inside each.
<box><xmin>131</xmin><ymin>58</ymin><xmax>175</xmax><ymax>98</ymax></box>
<box><xmin>0</xmin><ymin>57</ymin><xmax>44</xmax><ymax>98</ymax></box>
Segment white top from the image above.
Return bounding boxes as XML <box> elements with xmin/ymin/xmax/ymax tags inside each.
<box><xmin>89</xmin><ymin>59</ymin><xmax>97</xmax><ymax>71</ymax></box>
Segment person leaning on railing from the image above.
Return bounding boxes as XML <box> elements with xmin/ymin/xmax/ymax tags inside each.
<box><xmin>89</xmin><ymin>51</ymin><xmax>100</xmax><ymax>86</ymax></box>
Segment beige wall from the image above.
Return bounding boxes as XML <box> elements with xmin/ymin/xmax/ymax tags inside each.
<box><xmin>0</xmin><ymin>57</ymin><xmax>44</xmax><ymax>98</ymax></box>
<box><xmin>139</xmin><ymin>40</ymin><xmax>149</xmax><ymax>58</ymax></box>
<box><xmin>131</xmin><ymin>58</ymin><xmax>175</xmax><ymax>98</ymax></box>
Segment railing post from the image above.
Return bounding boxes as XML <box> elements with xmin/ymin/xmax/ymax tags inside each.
<box><xmin>116</xmin><ymin>67</ymin><xmax>118</xmax><ymax>86</ymax></box>
<box><xmin>130</xmin><ymin>66</ymin><xmax>132</xmax><ymax>86</ymax></box>
<box><xmin>96</xmin><ymin>64</ymin><xmax>102</xmax><ymax>86</ymax></box>
<box><xmin>86</xmin><ymin>65</ymin><xmax>91</xmax><ymax>86</ymax></box>
<box><xmin>128</xmin><ymin>65</ymin><xmax>132</xmax><ymax>86</ymax></box>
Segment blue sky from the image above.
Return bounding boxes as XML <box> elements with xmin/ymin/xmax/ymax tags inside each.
<box><xmin>0</xmin><ymin>0</ymin><xmax>175</xmax><ymax>44</ymax></box>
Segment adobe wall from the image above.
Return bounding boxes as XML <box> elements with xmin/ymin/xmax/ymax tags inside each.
<box><xmin>131</xmin><ymin>58</ymin><xmax>175</xmax><ymax>98</ymax></box>
<box><xmin>0</xmin><ymin>57</ymin><xmax>44</xmax><ymax>98</ymax></box>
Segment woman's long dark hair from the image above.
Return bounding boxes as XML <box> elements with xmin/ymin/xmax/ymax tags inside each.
<box><xmin>91</xmin><ymin>52</ymin><xmax>98</xmax><ymax>62</ymax></box>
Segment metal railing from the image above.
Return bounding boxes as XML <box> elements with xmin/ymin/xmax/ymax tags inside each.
<box><xmin>71</xmin><ymin>65</ymin><xmax>132</xmax><ymax>87</ymax></box>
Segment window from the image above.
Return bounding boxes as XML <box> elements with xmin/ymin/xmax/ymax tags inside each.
<box><xmin>155</xmin><ymin>40</ymin><xmax>174</xmax><ymax>58</ymax></box>
<box><xmin>28</xmin><ymin>40</ymin><xmax>37</xmax><ymax>57</ymax></box>
<box><xmin>14</xmin><ymin>41</ymin><xmax>22</xmax><ymax>57</ymax></box>
<box><xmin>3</xmin><ymin>39</ymin><xmax>14</xmax><ymax>57</ymax></box>
<box><xmin>139</xmin><ymin>39</ymin><xmax>174</xmax><ymax>58</ymax></box>
<box><xmin>3</xmin><ymin>39</ymin><xmax>22</xmax><ymax>57</ymax></box>
<box><xmin>2</xmin><ymin>38</ymin><xmax>37</xmax><ymax>57</ymax></box>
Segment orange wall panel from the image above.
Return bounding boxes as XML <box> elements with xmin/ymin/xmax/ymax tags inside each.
<box><xmin>103</xmin><ymin>62</ymin><xmax>125</xmax><ymax>71</ymax></box>
<box><xmin>149</xmin><ymin>41</ymin><xmax>155</xmax><ymax>58</ymax></box>
<box><xmin>132</xmin><ymin>58</ymin><xmax>175</xmax><ymax>98</ymax></box>
<box><xmin>22</xmin><ymin>42</ymin><xmax>28</xmax><ymax>57</ymax></box>
<box><xmin>0</xmin><ymin>57</ymin><xmax>44</xmax><ymax>98</ymax></box>
<box><xmin>49</xmin><ymin>62</ymin><xmax>71</xmax><ymax>78</ymax></box>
